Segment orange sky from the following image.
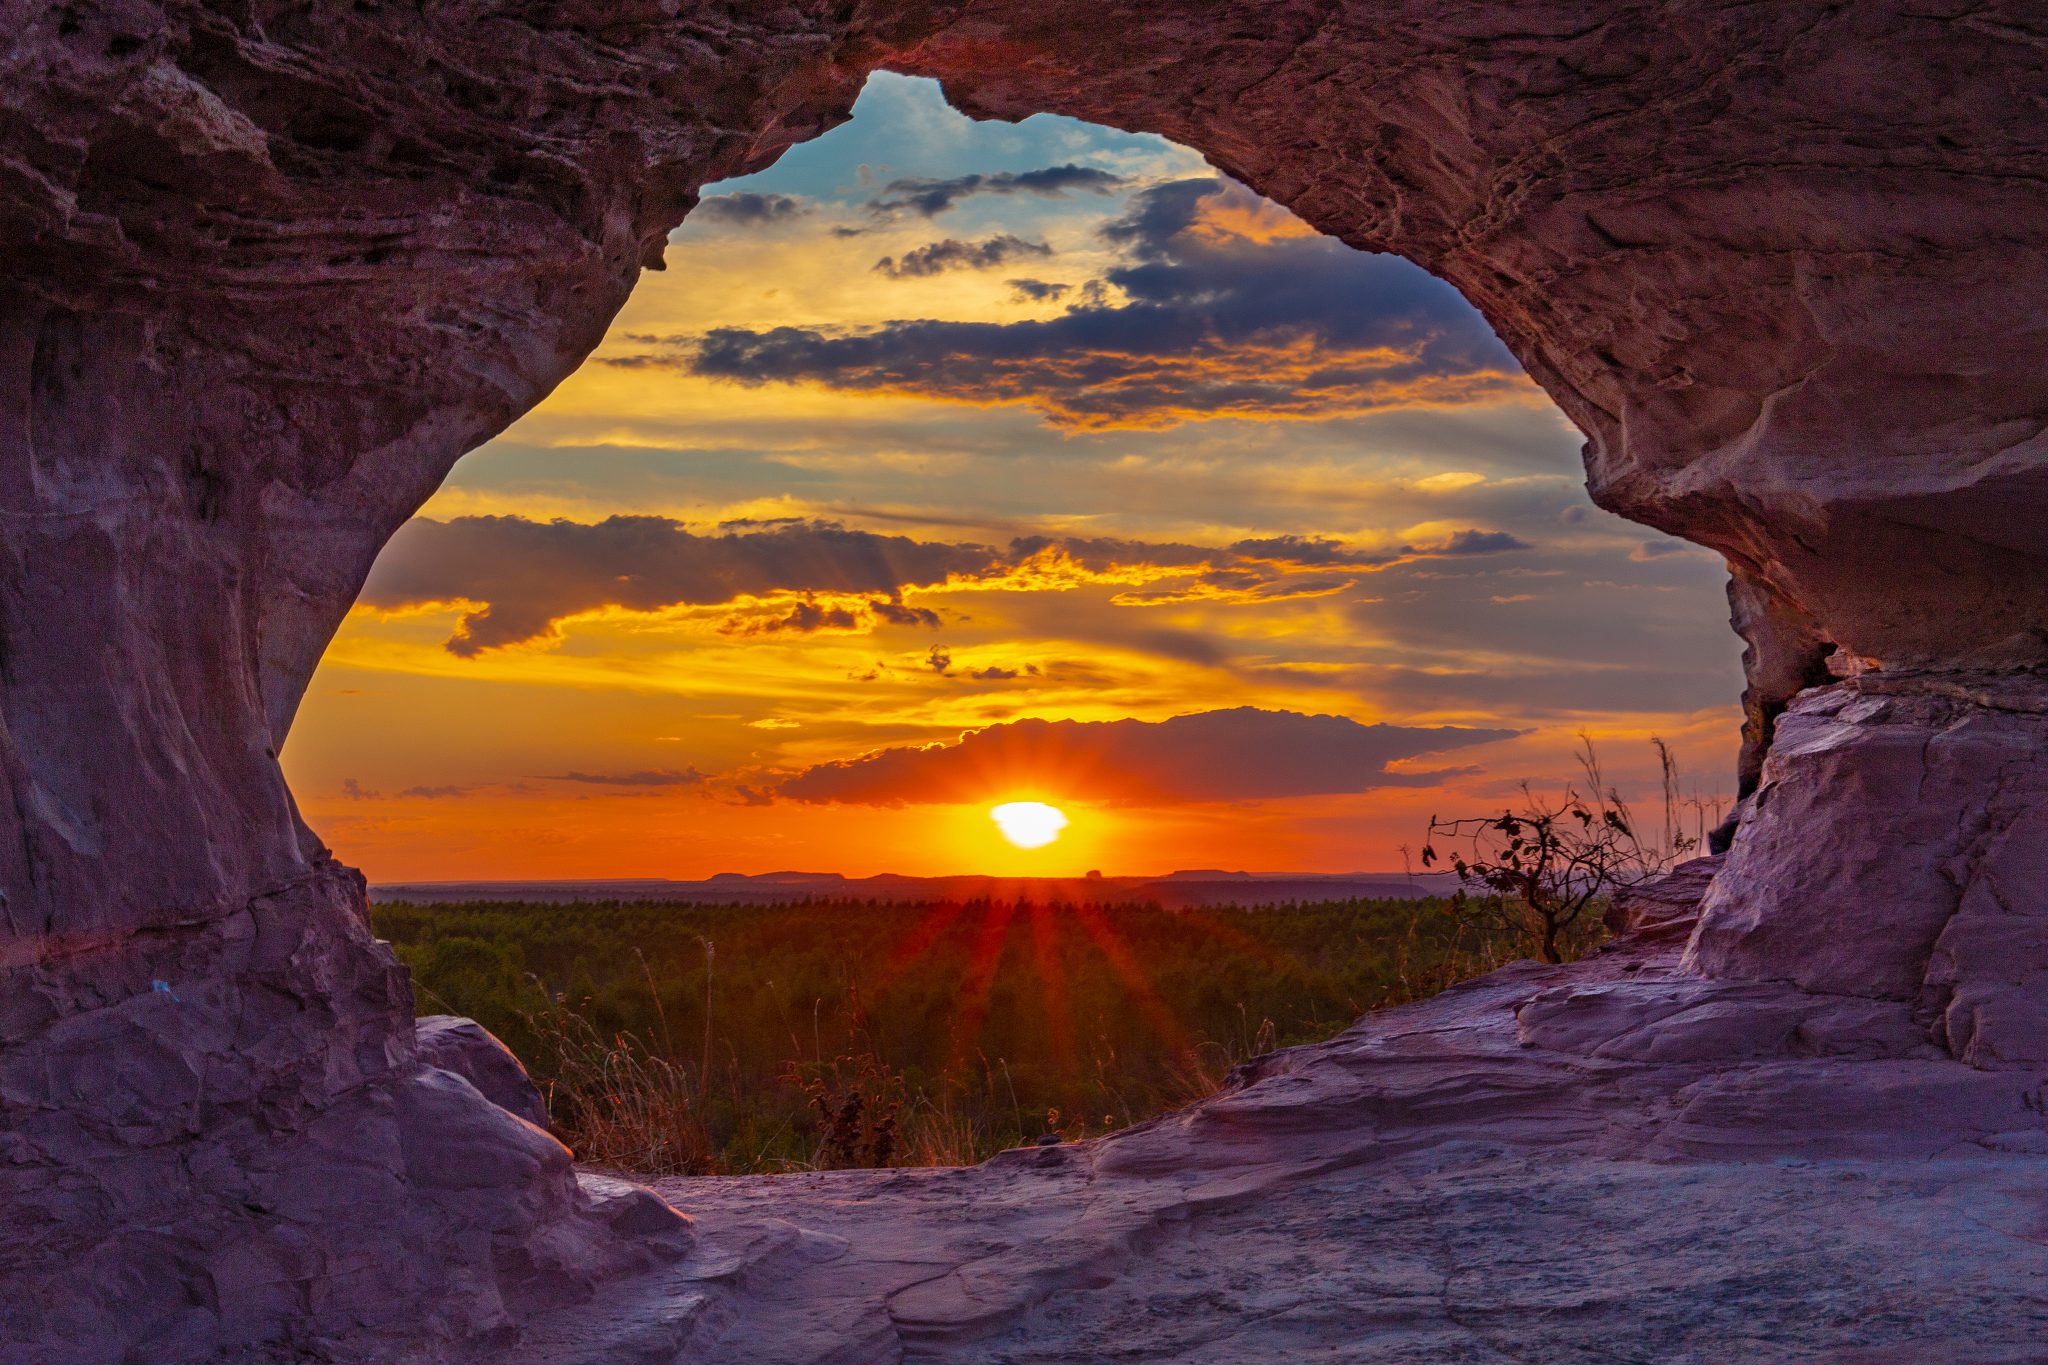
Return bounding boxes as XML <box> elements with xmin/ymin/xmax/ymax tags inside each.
<box><xmin>284</xmin><ymin>74</ymin><xmax>1742</xmax><ymax>882</ymax></box>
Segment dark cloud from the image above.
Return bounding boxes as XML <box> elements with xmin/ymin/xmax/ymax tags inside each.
<box><xmin>1230</xmin><ymin>534</ymin><xmax>1389</xmax><ymax>567</ymax></box>
<box><xmin>874</xmin><ymin>235</ymin><xmax>1052</xmax><ymax>279</ymax></box>
<box><xmin>342</xmin><ymin>778</ymin><xmax>379</xmax><ymax>801</ymax></box>
<box><xmin>739</xmin><ymin>599</ymin><xmax>858</xmax><ymax>634</ymax></box>
<box><xmin>872</xmin><ymin>600</ymin><xmax>943</xmax><ymax>628</ymax></box>
<box><xmin>692</xmin><ymin>192</ymin><xmax>812</xmax><ymax>225</ymax></box>
<box><xmin>363</xmin><ymin>516</ymin><xmax>1000</xmax><ymax>654</ymax></box>
<box><xmin>867</xmin><ymin>164</ymin><xmax>1126</xmax><ymax>217</ymax></box>
<box><xmin>364</xmin><ymin>514</ymin><xmax>1531</xmax><ymax>655</ymax></box>
<box><xmin>1434</xmin><ymin>530</ymin><xmax>1533</xmax><ymax>556</ymax></box>
<box><xmin>617</xmin><ymin>178</ymin><xmax>1524</xmax><ymax>429</ymax></box>
<box><xmin>715</xmin><ymin>594</ymin><xmax>939</xmax><ymax>636</ymax></box>
<box><xmin>718</xmin><ymin>515</ymin><xmax>810</xmax><ymax>531</ymax></box>
<box><xmin>778</xmin><ymin>707</ymin><xmax>1522</xmax><ymax>806</ymax></box>
<box><xmin>398</xmin><ymin>784</ymin><xmax>472</xmax><ymax>800</ymax></box>
<box><xmin>1007</xmin><ymin>278</ymin><xmax>1071</xmax><ymax>303</ymax></box>
<box><xmin>926</xmin><ymin>645</ymin><xmax>954</xmax><ymax>675</ymax></box>
<box><xmin>544</xmin><ymin>769</ymin><xmax>708</xmax><ymax>787</ymax></box>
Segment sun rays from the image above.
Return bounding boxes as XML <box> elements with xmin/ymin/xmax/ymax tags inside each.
<box><xmin>860</xmin><ymin>890</ymin><xmax>1260</xmax><ymax>1087</ymax></box>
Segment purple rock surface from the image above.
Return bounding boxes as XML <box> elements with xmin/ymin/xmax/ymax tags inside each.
<box><xmin>1</xmin><ymin>3</ymin><xmax>2044</xmax><ymax>1358</ymax></box>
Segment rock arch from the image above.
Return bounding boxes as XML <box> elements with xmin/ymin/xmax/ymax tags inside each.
<box><xmin>3</xmin><ymin>2</ymin><xmax>2044</xmax><ymax>1357</ymax></box>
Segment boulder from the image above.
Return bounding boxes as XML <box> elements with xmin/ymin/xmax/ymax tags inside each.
<box><xmin>1603</xmin><ymin>854</ymin><xmax>1723</xmax><ymax>941</ymax></box>
<box><xmin>417</xmin><ymin>1016</ymin><xmax>553</xmax><ymax>1130</ymax></box>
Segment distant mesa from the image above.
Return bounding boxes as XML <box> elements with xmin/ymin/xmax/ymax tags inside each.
<box><xmin>705</xmin><ymin>870</ymin><xmax>848</xmax><ymax>884</ymax></box>
<box><xmin>370</xmin><ymin>869</ymin><xmax>1459</xmax><ymax>908</ymax></box>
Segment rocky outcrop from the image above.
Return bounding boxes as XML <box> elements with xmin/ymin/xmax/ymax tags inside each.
<box><xmin>1688</xmin><ymin>671</ymin><xmax>2048</xmax><ymax>1067</ymax></box>
<box><xmin>1603</xmin><ymin>854</ymin><xmax>1723</xmax><ymax>940</ymax></box>
<box><xmin>1</xmin><ymin>1</ymin><xmax>2045</xmax><ymax>1358</ymax></box>
<box><xmin>504</xmin><ymin>918</ymin><xmax>2048</xmax><ymax>1361</ymax></box>
<box><xmin>0</xmin><ymin>863</ymin><xmax>690</xmax><ymax>1358</ymax></box>
<box><xmin>418</xmin><ymin>1015</ymin><xmax>553</xmax><ymax>1130</ymax></box>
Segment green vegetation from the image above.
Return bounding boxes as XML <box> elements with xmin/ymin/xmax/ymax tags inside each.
<box><xmin>375</xmin><ymin>893</ymin><xmax>1596</xmax><ymax>1175</ymax></box>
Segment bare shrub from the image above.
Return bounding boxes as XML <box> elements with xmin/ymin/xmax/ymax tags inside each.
<box><xmin>1422</xmin><ymin>735</ymin><xmax>1698</xmax><ymax>965</ymax></box>
<box><xmin>785</xmin><ymin>1052</ymin><xmax>906</xmax><ymax>1169</ymax></box>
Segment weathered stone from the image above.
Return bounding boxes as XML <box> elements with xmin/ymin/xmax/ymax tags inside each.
<box><xmin>1602</xmin><ymin>853</ymin><xmax>1721</xmax><ymax>940</ymax></box>
<box><xmin>1</xmin><ymin>2</ymin><xmax>2046</xmax><ymax>1358</ymax></box>
<box><xmin>419</xmin><ymin>1015</ymin><xmax>553</xmax><ymax>1130</ymax></box>
<box><xmin>526</xmin><ymin>932</ymin><xmax>2044</xmax><ymax>1363</ymax></box>
<box><xmin>1685</xmin><ymin>673</ymin><xmax>2048</xmax><ymax>1048</ymax></box>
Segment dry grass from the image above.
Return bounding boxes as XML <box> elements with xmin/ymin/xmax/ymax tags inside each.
<box><xmin>390</xmin><ymin>892</ymin><xmax>1598</xmax><ymax>1177</ymax></box>
<box><xmin>522</xmin><ymin>999</ymin><xmax>718</xmax><ymax>1176</ymax></box>
<box><xmin>519</xmin><ymin>990</ymin><xmax>1291</xmax><ymax>1175</ymax></box>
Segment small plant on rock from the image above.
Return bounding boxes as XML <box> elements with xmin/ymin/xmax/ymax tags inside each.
<box><xmin>1422</xmin><ymin>736</ymin><xmax>1693</xmax><ymax>964</ymax></box>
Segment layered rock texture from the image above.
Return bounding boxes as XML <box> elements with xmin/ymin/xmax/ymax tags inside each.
<box><xmin>2</xmin><ymin>1</ymin><xmax>2045</xmax><ymax>1359</ymax></box>
<box><xmin>558</xmin><ymin>898</ymin><xmax>2048</xmax><ymax>1362</ymax></box>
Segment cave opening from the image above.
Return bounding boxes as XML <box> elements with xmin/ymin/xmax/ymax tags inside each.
<box><xmin>285</xmin><ymin>72</ymin><xmax>1742</xmax><ymax>1175</ymax></box>
<box><xmin>10</xmin><ymin>10</ymin><xmax>2048</xmax><ymax>1357</ymax></box>
<box><xmin>289</xmin><ymin>72</ymin><xmax>1741</xmax><ymax>884</ymax></box>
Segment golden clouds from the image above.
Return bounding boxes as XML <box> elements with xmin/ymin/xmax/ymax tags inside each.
<box><xmin>358</xmin><ymin>515</ymin><xmax>1533</xmax><ymax>656</ymax></box>
<box><xmin>285</xmin><ymin>79</ymin><xmax>1744</xmax><ymax>884</ymax></box>
<box><xmin>777</xmin><ymin>708</ymin><xmax>1522</xmax><ymax>806</ymax></box>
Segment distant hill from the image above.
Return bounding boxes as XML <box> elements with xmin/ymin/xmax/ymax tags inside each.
<box><xmin>368</xmin><ymin>869</ymin><xmax>1461</xmax><ymax>909</ymax></box>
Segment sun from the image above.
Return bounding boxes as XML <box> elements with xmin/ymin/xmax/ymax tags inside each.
<box><xmin>990</xmin><ymin>801</ymin><xmax>1069</xmax><ymax>850</ymax></box>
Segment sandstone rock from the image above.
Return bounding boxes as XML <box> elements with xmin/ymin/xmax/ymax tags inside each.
<box><xmin>505</xmin><ymin>934</ymin><xmax>2047</xmax><ymax>1362</ymax></box>
<box><xmin>1</xmin><ymin>2</ymin><xmax>2046</xmax><ymax>1358</ymax></box>
<box><xmin>1685</xmin><ymin>673</ymin><xmax>2048</xmax><ymax>1058</ymax></box>
<box><xmin>0</xmin><ymin>865</ymin><xmax>690</xmax><ymax>1362</ymax></box>
<box><xmin>1602</xmin><ymin>853</ymin><xmax>1721</xmax><ymax>940</ymax></box>
<box><xmin>418</xmin><ymin>1015</ymin><xmax>553</xmax><ymax>1130</ymax></box>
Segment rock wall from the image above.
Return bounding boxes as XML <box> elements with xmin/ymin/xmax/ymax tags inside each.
<box><xmin>2</xmin><ymin>1</ymin><xmax>2045</xmax><ymax>1358</ymax></box>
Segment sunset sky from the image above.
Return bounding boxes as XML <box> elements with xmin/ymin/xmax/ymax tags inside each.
<box><xmin>284</xmin><ymin>73</ymin><xmax>1742</xmax><ymax>881</ymax></box>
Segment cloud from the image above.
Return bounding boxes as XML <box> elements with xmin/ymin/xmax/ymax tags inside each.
<box><xmin>1230</xmin><ymin>534</ymin><xmax>1383</xmax><ymax>567</ymax></box>
<box><xmin>777</xmin><ymin>707</ymin><xmax>1522</xmax><ymax>806</ymax></box>
<box><xmin>692</xmin><ymin>192</ymin><xmax>812</xmax><ymax>225</ymax></box>
<box><xmin>716</xmin><ymin>595</ymin><xmax>939</xmax><ymax>636</ymax></box>
<box><xmin>872</xmin><ymin>599</ymin><xmax>944</xmax><ymax>628</ymax></box>
<box><xmin>1007</xmin><ymin>278</ymin><xmax>1071</xmax><ymax>303</ymax></box>
<box><xmin>866</xmin><ymin>164</ymin><xmax>1126</xmax><ymax>217</ymax></box>
<box><xmin>544</xmin><ymin>769</ymin><xmax>708</xmax><ymax>787</ymax></box>
<box><xmin>341</xmin><ymin>777</ymin><xmax>474</xmax><ymax>800</ymax></box>
<box><xmin>616</xmin><ymin>178</ymin><xmax>1526</xmax><ymax>429</ymax></box>
<box><xmin>1629</xmin><ymin>538</ymin><xmax>1707</xmax><ymax>562</ymax></box>
<box><xmin>363</xmin><ymin>516</ymin><xmax>1000</xmax><ymax>654</ymax></box>
<box><xmin>363</xmin><ymin>514</ymin><xmax>1532</xmax><ymax>654</ymax></box>
<box><xmin>874</xmin><ymin>235</ymin><xmax>1052</xmax><ymax>278</ymax></box>
<box><xmin>1434</xmin><ymin>529</ymin><xmax>1532</xmax><ymax>555</ymax></box>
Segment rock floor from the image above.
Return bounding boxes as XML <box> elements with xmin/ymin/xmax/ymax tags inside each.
<box><xmin>485</xmin><ymin>929</ymin><xmax>2048</xmax><ymax>1363</ymax></box>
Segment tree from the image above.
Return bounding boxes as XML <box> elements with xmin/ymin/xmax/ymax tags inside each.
<box><xmin>1420</xmin><ymin>736</ymin><xmax>1694</xmax><ymax>964</ymax></box>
